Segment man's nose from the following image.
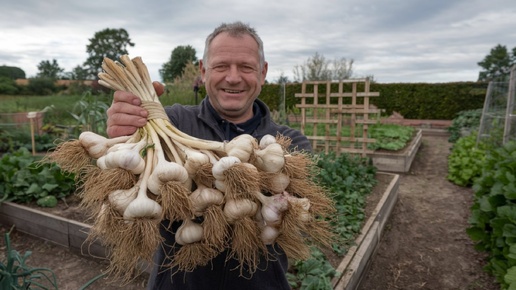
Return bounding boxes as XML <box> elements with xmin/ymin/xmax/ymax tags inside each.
<box><xmin>225</xmin><ymin>65</ymin><xmax>242</xmax><ymax>83</ymax></box>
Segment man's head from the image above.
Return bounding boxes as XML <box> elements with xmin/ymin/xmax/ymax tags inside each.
<box><xmin>200</xmin><ymin>21</ymin><xmax>268</xmax><ymax>123</ymax></box>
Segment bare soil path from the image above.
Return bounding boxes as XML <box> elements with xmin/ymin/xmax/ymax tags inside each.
<box><xmin>358</xmin><ymin>134</ymin><xmax>498</xmax><ymax>290</ymax></box>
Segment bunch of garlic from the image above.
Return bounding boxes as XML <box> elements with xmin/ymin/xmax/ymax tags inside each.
<box><xmin>46</xmin><ymin>55</ymin><xmax>335</xmax><ymax>281</ymax></box>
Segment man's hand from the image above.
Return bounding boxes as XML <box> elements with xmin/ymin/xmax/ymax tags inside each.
<box><xmin>106</xmin><ymin>81</ymin><xmax>165</xmax><ymax>138</ymax></box>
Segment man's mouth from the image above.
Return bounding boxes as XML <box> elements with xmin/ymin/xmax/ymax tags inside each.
<box><xmin>224</xmin><ymin>89</ymin><xmax>243</xmax><ymax>94</ymax></box>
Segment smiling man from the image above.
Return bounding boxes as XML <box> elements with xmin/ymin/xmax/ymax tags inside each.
<box><xmin>106</xmin><ymin>21</ymin><xmax>311</xmax><ymax>290</ymax></box>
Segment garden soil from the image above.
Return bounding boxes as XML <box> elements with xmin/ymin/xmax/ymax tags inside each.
<box><xmin>0</xmin><ymin>134</ymin><xmax>500</xmax><ymax>290</ymax></box>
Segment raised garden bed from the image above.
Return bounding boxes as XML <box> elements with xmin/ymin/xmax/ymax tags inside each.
<box><xmin>367</xmin><ymin>129</ymin><xmax>422</xmax><ymax>173</ymax></box>
<box><xmin>0</xmin><ymin>172</ymin><xmax>399</xmax><ymax>288</ymax></box>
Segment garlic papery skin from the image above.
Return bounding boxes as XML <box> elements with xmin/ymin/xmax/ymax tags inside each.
<box><xmin>147</xmin><ymin>159</ymin><xmax>189</xmax><ymax>195</ymax></box>
<box><xmin>223</xmin><ymin>198</ymin><xmax>258</xmax><ymax>223</ymax></box>
<box><xmin>259</xmin><ymin>134</ymin><xmax>277</xmax><ymax>150</ymax></box>
<box><xmin>255</xmin><ymin>192</ymin><xmax>289</xmax><ymax>226</ymax></box>
<box><xmin>190</xmin><ymin>186</ymin><xmax>224</xmax><ymax>216</ymax></box>
<box><xmin>260</xmin><ymin>225</ymin><xmax>280</xmax><ymax>245</ymax></box>
<box><xmin>183</xmin><ymin>150</ymin><xmax>210</xmax><ymax>177</ymax></box>
<box><xmin>96</xmin><ymin>156</ymin><xmax>108</xmax><ymax>170</ymax></box>
<box><xmin>267</xmin><ymin>173</ymin><xmax>291</xmax><ymax>194</ymax></box>
<box><xmin>225</xmin><ymin>134</ymin><xmax>257</xmax><ymax>162</ymax></box>
<box><xmin>175</xmin><ymin>219</ymin><xmax>204</xmax><ymax>245</ymax></box>
<box><xmin>108</xmin><ymin>187</ymin><xmax>138</xmax><ymax>214</ymax></box>
<box><xmin>211</xmin><ymin>156</ymin><xmax>241</xmax><ymax>181</ymax></box>
<box><xmin>103</xmin><ymin>149</ymin><xmax>145</xmax><ymax>172</ymax></box>
<box><xmin>214</xmin><ymin>179</ymin><xmax>226</xmax><ymax>192</ymax></box>
<box><xmin>284</xmin><ymin>192</ymin><xmax>312</xmax><ymax>222</ymax></box>
<box><xmin>79</xmin><ymin>131</ymin><xmax>131</xmax><ymax>159</ymax></box>
<box><xmin>123</xmin><ymin>192</ymin><xmax>162</xmax><ymax>220</ymax></box>
<box><xmin>253</xmin><ymin>143</ymin><xmax>285</xmax><ymax>173</ymax></box>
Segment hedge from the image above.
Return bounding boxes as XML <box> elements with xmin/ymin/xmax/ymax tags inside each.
<box><xmin>185</xmin><ymin>81</ymin><xmax>489</xmax><ymax>121</ymax></box>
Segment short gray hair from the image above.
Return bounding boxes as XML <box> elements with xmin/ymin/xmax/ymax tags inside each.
<box><xmin>202</xmin><ymin>21</ymin><xmax>265</xmax><ymax>69</ymax></box>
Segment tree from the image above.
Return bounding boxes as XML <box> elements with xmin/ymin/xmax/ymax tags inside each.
<box><xmin>276</xmin><ymin>72</ymin><xmax>290</xmax><ymax>84</ymax></box>
<box><xmin>0</xmin><ymin>65</ymin><xmax>26</xmax><ymax>79</ymax></box>
<box><xmin>160</xmin><ymin>45</ymin><xmax>198</xmax><ymax>83</ymax></box>
<box><xmin>83</xmin><ymin>28</ymin><xmax>134</xmax><ymax>79</ymax></box>
<box><xmin>70</xmin><ymin>65</ymin><xmax>90</xmax><ymax>80</ymax></box>
<box><xmin>293</xmin><ymin>52</ymin><xmax>354</xmax><ymax>82</ymax></box>
<box><xmin>478</xmin><ymin>44</ymin><xmax>516</xmax><ymax>82</ymax></box>
<box><xmin>36</xmin><ymin>59</ymin><xmax>64</xmax><ymax>79</ymax></box>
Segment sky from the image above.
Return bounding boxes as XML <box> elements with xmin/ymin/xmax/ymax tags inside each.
<box><xmin>1</xmin><ymin>0</ymin><xmax>515</xmax><ymax>84</ymax></box>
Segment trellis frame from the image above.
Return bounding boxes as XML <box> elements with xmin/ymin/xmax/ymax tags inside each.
<box><xmin>295</xmin><ymin>78</ymin><xmax>381</xmax><ymax>156</ymax></box>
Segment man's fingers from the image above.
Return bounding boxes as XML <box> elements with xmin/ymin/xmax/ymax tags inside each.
<box><xmin>106</xmin><ymin>125</ymin><xmax>139</xmax><ymax>139</ymax></box>
<box><xmin>107</xmin><ymin>101</ymin><xmax>148</xmax><ymax>119</ymax></box>
<box><xmin>152</xmin><ymin>81</ymin><xmax>165</xmax><ymax>97</ymax></box>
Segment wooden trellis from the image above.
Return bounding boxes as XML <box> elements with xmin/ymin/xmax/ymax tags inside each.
<box><xmin>295</xmin><ymin>78</ymin><xmax>381</xmax><ymax>156</ymax></box>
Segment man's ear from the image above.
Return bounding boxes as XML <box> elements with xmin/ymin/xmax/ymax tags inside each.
<box><xmin>200</xmin><ymin>60</ymin><xmax>207</xmax><ymax>82</ymax></box>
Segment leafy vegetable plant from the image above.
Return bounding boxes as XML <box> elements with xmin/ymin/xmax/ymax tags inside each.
<box><xmin>447</xmin><ymin>132</ymin><xmax>489</xmax><ymax>187</ymax></box>
<box><xmin>467</xmin><ymin>141</ymin><xmax>516</xmax><ymax>289</ymax></box>
<box><xmin>447</xmin><ymin>109</ymin><xmax>482</xmax><ymax>143</ymax></box>
<box><xmin>287</xmin><ymin>152</ymin><xmax>377</xmax><ymax>289</ymax></box>
<box><xmin>368</xmin><ymin>124</ymin><xmax>414</xmax><ymax>151</ymax></box>
<box><xmin>0</xmin><ymin>148</ymin><xmax>75</xmax><ymax>206</ymax></box>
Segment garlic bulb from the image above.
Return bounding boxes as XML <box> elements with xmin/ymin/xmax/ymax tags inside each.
<box><xmin>175</xmin><ymin>219</ymin><xmax>204</xmax><ymax>245</ymax></box>
<box><xmin>123</xmin><ymin>184</ymin><xmax>162</xmax><ymax>220</ymax></box>
<box><xmin>225</xmin><ymin>134</ymin><xmax>257</xmax><ymax>162</ymax></box>
<box><xmin>148</xmin><ymin>159</ymin><xmax>189</xmax><ymax>195</ymax></box>
<box><xmin>212</xmin><ymin>156</ymin><xmax>241</xmax><ymax>181</ymax></box>
<box><xmin>183</xmin><ymin>150</ymin><xmax>210</xmax><ymax>176</ymax></box>
<box><xmin>253</xmin><ymin>143</ymin><xmax>285</xmax><ymax>173</ymax></box>
<box><xmin>259</xmin><ymin>134</ymin><xmax>277</xmax><ymax>149</ymax></box>
<box><xmin>190</xmin><ymin>186</ymin><xmax>224</xmax><ymax>215</ymax></box>
<box><xmin>223</xmin><ymin>199</ymin><xmax>258</xmax><ymax>222</ymax></box>
<box><xmin>260</xmin><ymin>225</ymin><xmax>280</xmax><ymax>245</ymax></box>
<box><xmin>79</xmin><ymin>131</ymin><xmax>131</xmax><ymax>159</ymax></box>
<box><xmin>101</xmin><ymin>149</ymin><xmax>145</xmax><ymax>173</ymax></box>
<box><xmin>267</xmin><ymin>173</ymin><xmax>291</xmax><ymax>194</ymax></box>
<box><xmin>255</xmin><ymin>192</ymin><xmax>289</xmax><ymax>226</ymax></box>
<box><xmin>108</xmin><ymin>187</ymin><xmax>138</xmax><ymax>214</ymax></box>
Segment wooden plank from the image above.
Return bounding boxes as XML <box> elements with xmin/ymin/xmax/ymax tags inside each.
<box><xmin>334</xmin><ymin>222</ymin><xmax>380</xmax><ymax>290</ymax></box>
<box><xmin>332</xmin><ymin>173</ymin><xmax>399</xmax><ymax>287</ymax></box>
<box><xmin>295</xmin><ymin>92</ymin><xmax>380</xmax><ymax>98</ymax></box>
<box><xmin>0</xmin><ymin>210</ymin><xmax>69</xmax><ymax>246</ymax></box>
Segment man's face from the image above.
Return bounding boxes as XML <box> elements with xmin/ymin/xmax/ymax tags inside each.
<box><xmin>200</xmin><ymin>32</ymin><xmax>268</xmax><ymax>123</ymax></box>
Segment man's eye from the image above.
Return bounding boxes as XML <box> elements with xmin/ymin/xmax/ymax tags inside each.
<box><xmin>240</xmin><ymin>66</ymin><xmax>256</xmax><ymax>73</ymax></box>
<box><xmin>212</xmin><ymin>65</ymin><xmax>229</xmax><ymax>72</ymax></box>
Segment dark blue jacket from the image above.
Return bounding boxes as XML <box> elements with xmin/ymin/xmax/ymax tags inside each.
<box><xmin>147</xmin><ymin>97</ymin><xmax>310</xmax><ymax>290</ymax></box>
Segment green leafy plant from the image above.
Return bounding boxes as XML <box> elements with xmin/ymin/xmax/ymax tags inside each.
<box><xmin>368</xmin><ymin>124</ymin><xmax>414</xmax><ymax>151</ymax></box>
<box><xmin>0</xmin><ymin>231</ymin><xmax>105</xmax><ymax>289</ymax></box>
<box><xmin>448</xmin><ymin>109</ymin><xmax>482</xmax><ymax>143</ymax></box>
<box><xmin>0</xmin><ymin>232</ymin><xmax>58</xmax><ymax>289</ymax></box>
<box><xmin>287</xmin><ymin>248</ymin><xmax>336</xmax><ymax>290</ymax></box>
<box><xmin>0</xmin><ymin>129</ymin><xmax>59</xmax><ymax>153</ymax></box>
<box><xmin>467</xmin><ymin>141</ymin><xmax>516</xmax><ymax>289</ymax></box>
<box><xmin>287</xmin><ymin>152</ymin><xmax>377</xmax><ymax>289</ymax></box>
<box><xmin>316</xmin><ymin>152</ymin><xmax>377</xmax><ymax>253</ymax></box>
<box><xmin>447</xmin><ymin>132</ymin><xmax>489</xmax><ymax>187</ymax></box>
<box><xmin>68</xmin><ymin>91</ymin><xmax>110</xmax><ymax>137</ymax></box>
<box><xmin>0</xmin><ymin>148</ymin><xmax>76</xmax><ymax>206</ymax></box>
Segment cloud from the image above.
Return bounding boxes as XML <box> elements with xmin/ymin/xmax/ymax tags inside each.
<box><xmin>1</xmin><ymin>0</ymin><xmax>515</xmax><ymax>83</ymax></box>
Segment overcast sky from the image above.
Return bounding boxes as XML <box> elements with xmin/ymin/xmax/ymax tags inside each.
<box><xmin>1</xmin><ymin>0</ymin><xmax>515</xmax><ymax>84</ymax></box>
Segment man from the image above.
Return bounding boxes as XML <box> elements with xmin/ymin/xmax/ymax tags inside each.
<box><xmin>107</xmin><ymin>21</ymin><xmax>310</xmax><ymax>290</ymax></box>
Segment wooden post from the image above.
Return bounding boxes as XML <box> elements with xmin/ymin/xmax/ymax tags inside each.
<box><xmin>27</xmin><ymin>111</ymin><xmax>37</xmax><ymax>156</ymax></box>
<box><xmin>503</xmin><ymin>65</ymin><xmax>516</xmax><ymax>144</ymax></box>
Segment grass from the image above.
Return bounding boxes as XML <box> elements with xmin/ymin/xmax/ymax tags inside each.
<box><xmin>0</xmin><ymin>94</ymin><xmax>111</xmax><ymax>126</ymax></box>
